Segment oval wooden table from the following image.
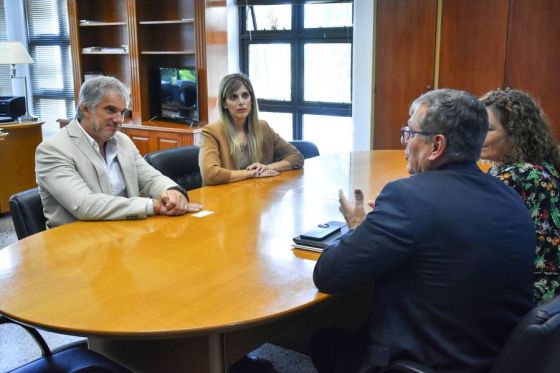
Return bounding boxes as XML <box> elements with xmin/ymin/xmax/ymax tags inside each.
<box><xmin>0</xmin><ymin>150</ymin><xmax>408</xmax><ymax>372</ymax></box>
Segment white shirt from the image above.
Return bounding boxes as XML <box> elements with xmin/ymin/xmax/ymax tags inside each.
<box><xmin>76</xmin><ymin>122</ymin><xmax>155</xmax><ymax>215</ymax></box>
<box><xmin>77</xmin><ymin>121</ymin><xmax>127</xmax><ymax>197</ymax></box>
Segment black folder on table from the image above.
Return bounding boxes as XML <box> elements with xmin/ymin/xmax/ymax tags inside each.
<box><xmin>292</xmin><ymin>221</ymin><xmax>349</xmax><ymax>252</ymax></box>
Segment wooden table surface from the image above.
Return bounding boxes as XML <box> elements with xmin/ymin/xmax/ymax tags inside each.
<box><xmin>0</xmin><ymin>150</ymin><xmax>408</xmax><ymax>371</ymax></box>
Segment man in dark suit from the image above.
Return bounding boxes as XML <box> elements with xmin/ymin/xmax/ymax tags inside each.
<box><xmin>311</xmin><ymin>89</ymin><xmax>535</xmax><ymax>373</ymax></box>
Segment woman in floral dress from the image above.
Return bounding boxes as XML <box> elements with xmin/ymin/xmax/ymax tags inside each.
<box><xmin>480</xmin><ymin>88</ymin><xmax>560</xmax><ymax>304</ymax></box>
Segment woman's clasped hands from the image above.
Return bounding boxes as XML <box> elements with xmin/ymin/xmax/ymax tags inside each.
<box><xmin>246</xmin><ymin>162</ymin><xmax>280</xmax><ymax>178</ymax></box>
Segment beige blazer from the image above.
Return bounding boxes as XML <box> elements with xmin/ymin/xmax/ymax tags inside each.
<box><xmin>35</xmin><ymin>120</ymin><xmax>177</xmax><ymax>228</ymax></box>
<box><xmin>199</xmin><ymin>119</ymin><xmax>304</xmax><ymax>185</ymax></box>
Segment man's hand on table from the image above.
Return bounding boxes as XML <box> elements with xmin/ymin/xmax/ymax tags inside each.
<box><xmin>154</xmin><ymin>189</ymin><xmax>203</xmax><ymax>216</ymax></box>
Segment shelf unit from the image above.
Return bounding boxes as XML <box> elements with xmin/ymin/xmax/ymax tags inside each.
<box><xmin>79</xmin><ymin>21</ymin><xmax>127</xmax><ymax>26</ymax></box>
<box><xmin>139</xmin><ymin>19</ymin><xmax>195</xmax><ymax>25</ymax></box>
<box><xmin>67</xmin><ymin>0</ymin><xmax>208</xmax><ymax>127</ymax></box>
<box><xmin>82</xmin><ymin>51</ymin><xmax>128</xmax><ymax>55</ymax></box>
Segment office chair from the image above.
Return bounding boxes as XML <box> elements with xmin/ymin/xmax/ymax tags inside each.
<box><xmin>380</xmin><ymin>294</ymin><xmax>560</xmax><ymax>373</ymax></box>
<box><xmin>144</xmin><ymin>145</ymin><xmax>202</xmax><ymax>192</ymax></box>
<box><xmin>9</xmin><ymin>188</ymin><xmax>46</xmax><ymax>240</ymax></box>
<box><xmin>289</xmin><ymin>140</ymin><xmax>320</xmax><ymax>159</ymax></box>
<box><xmin>1</xmin><ymin>315</ymin><xmax>131</xmax><ymax>373</ymax></box>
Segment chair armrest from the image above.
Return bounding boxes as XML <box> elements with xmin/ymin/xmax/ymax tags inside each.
<box><xmin>0</xmin><ymin>315</ymin><xmax>52</xmax><ymax>356</ymax></box>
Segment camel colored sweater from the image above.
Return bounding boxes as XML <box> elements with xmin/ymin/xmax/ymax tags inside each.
<box><xmin>199</xmin><ymin>119</ymin><xmax>304</xmax><ymax>185</ymax></box>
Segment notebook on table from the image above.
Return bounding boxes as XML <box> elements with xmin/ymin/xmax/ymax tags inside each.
<box><xmin>292</xmin><ymin>221</ymin><xmax>349</xmax><ymax>253</ymax></box>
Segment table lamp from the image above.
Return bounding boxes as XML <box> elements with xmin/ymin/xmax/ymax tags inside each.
<box><xmin>0</xmin><ymin>41</ymin><xmax>37</xmax><ymax>123</ymax></box>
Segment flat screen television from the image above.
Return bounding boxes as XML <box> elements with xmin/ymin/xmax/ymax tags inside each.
<box><xmin>150</xmin><ymin>67</ymin><xmax>199</xmax><ymax>124</ymax></box>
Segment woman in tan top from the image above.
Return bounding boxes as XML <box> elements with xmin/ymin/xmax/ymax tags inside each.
<box><xmin>199</xmin><ymin>73</ymin><xmax>304</xmax><ymax>185</ymax></box>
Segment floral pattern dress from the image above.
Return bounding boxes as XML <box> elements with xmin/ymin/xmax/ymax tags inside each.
<box><xmin>489</xmin><ymin>161</ymin><xmax>560</xmax><ymax>304</ymax></box>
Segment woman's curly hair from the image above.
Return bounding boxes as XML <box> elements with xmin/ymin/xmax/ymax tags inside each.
<box><xmin>480</xmin><ymin>88</ymin><xmax>560</xmax><ymax>170</ymax></box>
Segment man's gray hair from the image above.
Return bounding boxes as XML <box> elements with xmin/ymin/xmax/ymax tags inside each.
<box><xmin>411</xmin><ymin>89</ymin><xmax>488</xmax><ymax>162</ymax></box>
<box><xmin>75</xmin><ymin>76</ymin><xmax>130</xmax><ymax>121</ymax></box>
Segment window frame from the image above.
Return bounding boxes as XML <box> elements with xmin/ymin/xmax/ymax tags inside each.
<box><xmin>239</xmin><ymin>2</ymin><xmax>353</xmax><ymax>140</ymax></box>
<box><xmin>24</xmin><ymin>0</ymin><xmax>75</xmax><ymax>123</ymax></box>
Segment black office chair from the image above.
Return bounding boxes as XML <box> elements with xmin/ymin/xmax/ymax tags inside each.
<box><xmin>488</xmin><ymin>294</ymin><xmax>560</xmax><ymax>373</ymax></box>
<box><xmin>289</xmin><ymin>140</ymin><xmax>320</xmax><ymax>159</ymax></box>
<box><xmin>380</xmin><ymin>294</ymin><xmax>560</xmax><ymax>373</ymax></box>
<box><xmin>144</xmin><ymin>146</ymin><xmax>202</xmax><ymax>191</ymax></box>
<box><xmin>9</xmin><ymin>188</ymin><xmax>46</xmax><ymax>240</ymax></box>
<box><xmin>1</xmin><ymin>315</ymin><xmax>131</xmax><ymax>373</ymax></box>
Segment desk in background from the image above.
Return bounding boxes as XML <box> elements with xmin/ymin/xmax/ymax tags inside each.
<box><xmin>0</xmin><ymin>150</ymin><xmax>408</xmax><ymax>372</ymax></box>
<box><xmin>0</xmin><ymin>121</ymin><xmax>43</xmax><ymax>213</ymax></box>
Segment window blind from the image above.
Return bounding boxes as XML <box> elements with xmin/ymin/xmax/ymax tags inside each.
<box><xmin>24</xmin><ymin>0</ymin><xmax>74</xmax><ymax>138</ymax></box>
<box><xmin>0</xmin><ymin>3</ymin><xmax>12</xmax><ymax>97</ymax></box>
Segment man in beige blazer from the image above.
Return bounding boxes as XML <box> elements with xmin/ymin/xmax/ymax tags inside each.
<box><xmin>35</xmin><ymin>76</ymin><xmax>202</xmax><ymax>228</ymax></box>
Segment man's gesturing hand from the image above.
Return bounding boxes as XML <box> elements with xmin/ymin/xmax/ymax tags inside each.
<box><xmin>338</xmin><ymin>189</ymin><xmax>366</xmax><ymax>230</ymax></box>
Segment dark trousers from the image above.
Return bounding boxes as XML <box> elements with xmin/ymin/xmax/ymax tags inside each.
<box><xmin>310</xmin><ymin>327</ymin><xmax>379</xmax><ymax>373</ymax></box>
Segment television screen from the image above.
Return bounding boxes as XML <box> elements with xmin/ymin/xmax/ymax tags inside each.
<box><xmin>157</xmin><ymin>67</ymin><xmax>198</xmax><ymax>123</ymax></box>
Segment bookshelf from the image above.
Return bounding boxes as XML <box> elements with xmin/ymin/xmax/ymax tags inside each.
<box><xmin>67</xmin><ymin>0</ymin><xmax>208</xmax><ymax>126</ymax></box>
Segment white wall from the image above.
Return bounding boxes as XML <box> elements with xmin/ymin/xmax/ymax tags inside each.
<box><xmin>227</xmin><ymin>0</ymin><xmax>240</xmax><ymax>73</ymax></box>
<box><xmin>352</xmin><ymin>0</ymin><xmax>374</xmax><ymax>150</ymax></box>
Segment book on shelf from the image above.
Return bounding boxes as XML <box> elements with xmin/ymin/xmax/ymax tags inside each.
<box><xmin>82</xmin><ymin>46</ymin><xmax>127</xmax><ymax>54</ymax></box>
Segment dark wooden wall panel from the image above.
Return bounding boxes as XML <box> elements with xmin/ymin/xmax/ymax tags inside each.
<box><xmin>373</xmin><ymin>0</ymin><xmax>437</xmax><ymax>149</ymax></box>
<box><xmin>505</xmin><ymin>0</ymin><xmax>560</xmax><ymax>138</ymax></box>
<box><xmin>439</xmin><ymin>0</ymin><xmax>509</xmax><ymax>96</ymax></box>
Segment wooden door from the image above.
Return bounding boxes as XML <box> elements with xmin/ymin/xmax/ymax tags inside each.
<box><xmin>505</xmin><ymin>0</ymin><xmax>560</xmax><ymax>139</ymax></box>
<box><xmin>373</xmin><ymin>0</ymin><xmax>437</xmax><ymax>149</ymax></box>
<box><xmin>439</xmin><ymin>0</ymin><xmax>509</xmax><ymax>97</ymax></box>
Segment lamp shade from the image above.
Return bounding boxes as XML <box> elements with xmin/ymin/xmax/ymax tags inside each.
<box><xmin>0</xmin><ymin>41</ymin><xmax>34</xmax><ymax>64</ymax></box>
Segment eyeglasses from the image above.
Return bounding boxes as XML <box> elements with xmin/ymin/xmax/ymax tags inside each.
<box><xmin>400</xmin><ymin>126</ymin><xmax>438</xmax><ymax>145</ymax></box>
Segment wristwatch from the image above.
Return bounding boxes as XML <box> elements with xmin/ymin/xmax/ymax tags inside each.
<box><xmin>167</xmin><ymin>185</ymin><xmax>189</xmax><ymax>201</ymax></box>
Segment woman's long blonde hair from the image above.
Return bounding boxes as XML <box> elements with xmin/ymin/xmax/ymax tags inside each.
<box><xmin>218</xmin><ymin>73</ymin><xmax>262</xmax><ymax>168</ymax></box>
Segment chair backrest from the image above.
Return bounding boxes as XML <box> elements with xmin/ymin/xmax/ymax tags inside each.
<box><xmin>489</xmin><ymin>294</ymin><xmax>560</xmax><ymax>373</ymax></box>
<box><xmin>9</xmin><ymin>187</ymin><xmax>46</xmax><ymax>240</ymax></box>
<box><xmin>144</xmin><ymin>145</ymin><xmax>202</xmax><ymax>191</ymax></box>
<box><xmin>289</xmin><ymin>140</ymin><xmax>320</xmax><ymax>159</ymax></box>
<box><xmin>380</xmin><ymin>295</ymin><xmax>560</xmax><ymax>373</ymax></box>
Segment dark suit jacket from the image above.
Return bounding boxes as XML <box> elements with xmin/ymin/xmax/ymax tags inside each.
<box><xmin>314</xmin><ymin>161</ymin><xmax>535</xmax><ymax>373</ymax></box>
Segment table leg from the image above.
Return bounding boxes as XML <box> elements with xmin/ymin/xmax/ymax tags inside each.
<box><xmin>89</xmin><ymin>335</ymin><xmax>214</xmax><ymax>373</ymax></box>
<box><xmin>208</xmin><ymin>333</ymin><xmax>226</xmax><ymax>373</ymax></box>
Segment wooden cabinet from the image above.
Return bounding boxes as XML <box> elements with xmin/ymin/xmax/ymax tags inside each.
<box><xmin>373</xmin><ymin>0</ymin><xmax>560</xmax><ymax>149</ymax></box>
<box><xmin>67</xmin><ymin>0</ymin><xmax>208</xmax><ymax>125</ymax></box>
<box><xmin>57</xmin><ymin>118</ymin><xmax>201</xmax><ymax>156</ymax></box>
<box><xmin>121</xmin><ymin>121</ymin><xmax>201</xmax><ymax>156</ymax></box>
<box><xmin>505</xmin><ymin>0</ymin><xmax>560</xmax><ymax>139</ymax></box>
<box><xmin>373</xmin><ymin>0</ymin><xmax>437</xmax><ymax>150</ymax></box>
<box><xmin>438</xmin><ymin>0</ymin><xmax>509</xmax><ymax>96</ymax></box>
<box><xmin>0</xmin><ymin>122</ymin><xmax>43</xmax><ymax>213</ymax></box>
